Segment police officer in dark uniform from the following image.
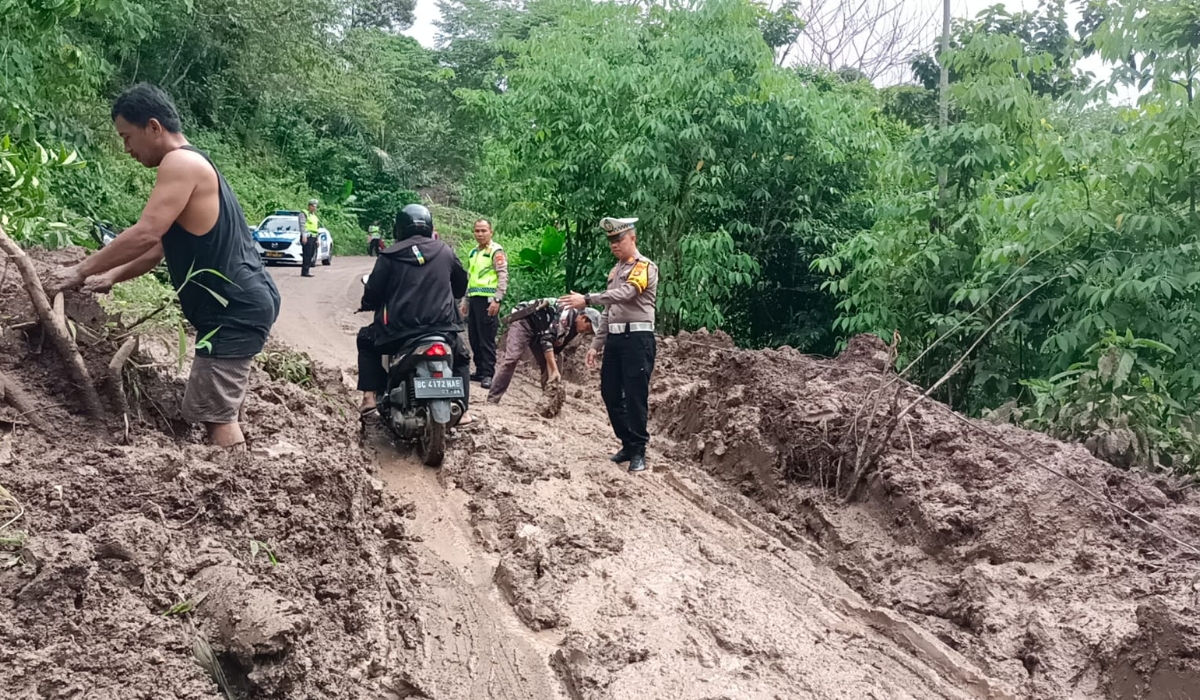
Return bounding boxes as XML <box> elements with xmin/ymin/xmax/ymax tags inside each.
<box><xmin>560</xmin><ymin>217</ymin><xmax>658</xmax><ymax>473</ymax></box>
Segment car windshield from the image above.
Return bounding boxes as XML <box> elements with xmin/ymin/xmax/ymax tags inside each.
<box><xmin>260</xmin><ymin>216</ymin><xmax>301</xmax><ymax>233</ymax></box>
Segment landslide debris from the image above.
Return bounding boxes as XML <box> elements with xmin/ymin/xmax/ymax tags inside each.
<box><xmin>653</xmin><ymin>329</ymin><xmax>1200</xmax><ymax>699</ymax></box>
<box><xmin>0</xmin><ymin>252</ymin><xmax>429</xmax><ymax>699</ymax></box>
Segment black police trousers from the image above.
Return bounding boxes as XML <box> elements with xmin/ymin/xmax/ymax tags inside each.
<box><xmin>301</xmin><ymin>237</ymin><xmax>319</xmax><ymax>275</ymax></box>
<box><xmin>356</xmin><ymin>326</ymin><xmax>471</xmax><ymax>407</ymax></box>
<box><xmin>600</xmin><ymin>331</ymin><xmax>656</xmax><ymax>455</ymax></box>
<box><xmin>467</xmin><ymin>296</ymin><xmax>498</xmax><ymax>379</ymax></box>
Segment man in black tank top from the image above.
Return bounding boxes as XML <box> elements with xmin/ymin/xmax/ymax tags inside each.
<box><xmin>47</xmin><ymin>83</ymin><xmax>280</xmax><ymax>448</ymax></box>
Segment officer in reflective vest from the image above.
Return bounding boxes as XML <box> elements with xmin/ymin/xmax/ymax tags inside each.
<box><xmin>367</xmin><ymin>220</ymin><xmax>382</xmax><ymax>256</ymax></box>
<box><xmin>559</xmin><ymin>216</ymin><xmax>658</xmax><ymax>473</ymax></box>
<box><xmin>462</xmin><ymin>218</ymin><xmax>508</xmax><ymax>389</ymax></box>
<box><xmin>301</xmin><ymin>198</ymin><xmax>320</xmax><ymax>277</ymax></box>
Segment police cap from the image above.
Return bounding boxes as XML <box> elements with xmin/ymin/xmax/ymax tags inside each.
<box><xmin>600</xmin><ymin>217</ymin><xmax>637</xmax><ymax>240</ymax></box>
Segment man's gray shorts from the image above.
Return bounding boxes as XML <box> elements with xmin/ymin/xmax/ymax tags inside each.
<box><xmin>182</xmin><ymin>355</ymin><xmax>254</xmax><ymax>424</ymax></box>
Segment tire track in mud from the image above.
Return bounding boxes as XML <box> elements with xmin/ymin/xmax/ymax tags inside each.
<box><xmin>456</xmin><ymin>383</ymin><xmax>1018</xmax><ymax>700</ymax></box>
<box><xmin>269</xmin><ymin>261</ymin><xmax>565</xmax><ymax>700</ymax></box>
<box><xmin>377</xmin><ymin>450</ymin><xmax>563</xmax><ymax>700</ymax></box>
<box><xmin>269</xmin><ymin>261</ymin><xmax>1016</xmax><ymax>699</ymax></box>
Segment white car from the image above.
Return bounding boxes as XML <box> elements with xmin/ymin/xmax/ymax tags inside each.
<box><xmin>251</xmin><ymin>210</ymin><xmax>333</xmax><ymax>266</ymax></box>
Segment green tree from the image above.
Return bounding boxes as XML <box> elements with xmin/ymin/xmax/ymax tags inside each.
<box><xmin>470</xmin><ymin>0</ymin><xmax>884</xmax><ymax>343</ymax></box>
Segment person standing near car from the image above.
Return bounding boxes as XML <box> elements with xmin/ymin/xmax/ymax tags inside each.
<box><xmin>47</xmin><ymin>83</ymin><xmax>280</xmax><ymax>449</ymax></box>
<box><xmin>462</xmin><ymin>219</ymin><xmax>507</xmax><ymax>390</ymax></box>
<box><xmin>559</xmin><ymin>217</ymin><xmax>658</xmax><ymax>473</ymax></box>
<box><xmin>301</xmin><ymin>198</ymin><xmax>320</xmax><ymax>277</ymax></box>
<box><xmin>367</xmin><ymin>220</ymin><xmax>382</xmax><ymax>256</ymax></box>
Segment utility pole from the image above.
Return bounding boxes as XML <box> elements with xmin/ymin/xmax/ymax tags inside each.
<box><xmin>939</xmin><ymin>0</ymin><xmax>950</xmax><ymax>130</ymax></box>
<box><xmin>937</xmin><ymin>0</ymin><xmax>951</xmax><ymax>198</ymax></box>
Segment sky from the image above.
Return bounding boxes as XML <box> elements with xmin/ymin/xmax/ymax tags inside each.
<box><xmin>401</xmin><ymin>0</ymin><xmax>1133</xmax><ymax>102</ymax></box>
<box><xmin>404</xmin><ymin>0</ymin><xmax>441</xmax><ymax>47</ymax></box>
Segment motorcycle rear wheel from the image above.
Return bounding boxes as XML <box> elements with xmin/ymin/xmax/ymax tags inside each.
<box><xmin>419</xmin><ymin>421</ymin><xmax>446</xmax><ymax>466</ymax></box>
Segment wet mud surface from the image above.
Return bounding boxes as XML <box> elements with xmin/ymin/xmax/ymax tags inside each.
<box><xmin>3</xmin><ymin>253</ymin><xmax>1198</xmax><ymax>700</ymax></box>
<box><xmin>653</xmin><ymin>330</ymin><xmax>1200</xmax><ymax>700</ymax></box>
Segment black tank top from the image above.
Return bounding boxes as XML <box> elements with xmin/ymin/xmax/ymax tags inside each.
<box><xmin>161</xmin><ymin>146</ymin><xmax>281</xmax><ymax>358</ymax></box>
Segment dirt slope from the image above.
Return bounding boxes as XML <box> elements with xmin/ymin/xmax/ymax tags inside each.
<box><xmin>4</xmin><ymin>251</ymin><xmax>1196</xmax><ymax>700</ymax></box>
<box><xmin>269</xmin><ymin>259</ymin><xmax>565</xmax><ymax>700</ymax></box>
<box><xmin>653</xmin><ymin>330</ymin><xmax>1200</xmax><ymax>699</ymax></box>
<box><xmin>0</xmin><ymin>253</ymin><xmax>430</xmax><ymax>699</ymax></box>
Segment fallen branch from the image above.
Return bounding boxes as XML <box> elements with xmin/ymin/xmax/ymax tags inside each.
<box><xmin>0</xmin><ymin>225</ymin><xmax>105</xmax><ymax>421</ymax></box>
<box><xmin>117</xmin><ymin>298</ymin><xmax>173</xmax><ymax>339</ymax></box>
<box><xmin>105</xmin><ymin>336</ymin><xmax>139</xmax><ymax>418</ymax></box>
<box><xmin>844</xmin><ymin>277</ymin><xmax>1063</xmax><ymax>501</ymax></box>
<box><xmin>0</xmin><ymin>369</ymin><xmax>51</xmax><ymax>433</ymax></box>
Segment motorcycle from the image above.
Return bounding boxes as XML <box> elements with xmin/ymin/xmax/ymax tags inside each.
<box><xmin>359</xmin><ymin>274</ymin><xmax>466</xmax><ymax>466</ymax></box>
<box><xmin>92</xmin><ymin>220</ymin><xmax>120</xmax><ymax>248</ymax></box>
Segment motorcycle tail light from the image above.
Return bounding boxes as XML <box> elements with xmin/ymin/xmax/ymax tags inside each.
<box><xmin>425</xmin><ymin>344</ymin><xmax>448</xmax><ymax>357</ymax></box>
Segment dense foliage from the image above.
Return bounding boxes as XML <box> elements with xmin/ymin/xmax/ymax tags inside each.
<box><xmin>1</xmin><ymin>0</ymin><xmax>455</xmax><ymax>254</ymax></box>
<box><xmin>2</xmin><ymin>0</ymin><xmax>1198</xmax><ymax>472</ymax></box>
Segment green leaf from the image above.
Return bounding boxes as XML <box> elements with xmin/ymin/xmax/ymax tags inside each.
<box><xmin>1097</xmin><ymin>348</ymin><xmax>1118</xmax><ymax>380</ymax></box>
<box><xmin>1114</xmin><ymin>350</ymin><xmax>1135</xmax><ymax>389</ymax></box>
<box><xmin>195</xmin><ymin>327</ymin><xmax>220</xmax><ymax>354</ymax></box>
<box><xmin>177</xmin><ymin>323</ymin><xmax>187</xmax><ymax>373</ymax></box>
<box><xmin>191</xmin><ymin>280</ymin><xmax>229</xmax><ymax>308</ymax></box>
<box><xmin>190</xmin><ymin>268</ymin><xmax>240</xmax><ymax>288</ymax></box>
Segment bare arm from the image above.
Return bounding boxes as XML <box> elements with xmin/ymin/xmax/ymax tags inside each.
<box><xmin>109</xmin><ymin>243</ymin><xmax>165</xmax><ymax>284</ymax></box>
<box><xmin>79</xmin><ymin>151</ymin><xmax>197</xmax><ymax>278</ymax></box>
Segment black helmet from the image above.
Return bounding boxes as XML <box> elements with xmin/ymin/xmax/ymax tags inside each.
<box><xmin>395</xmin><ymin>204</ymin><xmax>433</xmax><ymax>239</ymax></box>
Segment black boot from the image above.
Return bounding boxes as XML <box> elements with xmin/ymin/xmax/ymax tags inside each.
<box><xmin>610</xmin><ymin>447</ymin><xmax>630</xmax><ymax>464</ymax></box>
<box><xmin>627</xmin><ymin>452</ymin><xmax>647</xmax><ymax>473</ymax></box>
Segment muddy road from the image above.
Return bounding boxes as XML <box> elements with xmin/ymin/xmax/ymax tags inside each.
<box><xmin>270</xmin><ymin>259</ymin><xmax>563</xmax><ymax>700</ymax></box>
<box><xmin>267</xmin><ymin>259</ymin><xmax>1016</xmax><ymax>699</ymax></box>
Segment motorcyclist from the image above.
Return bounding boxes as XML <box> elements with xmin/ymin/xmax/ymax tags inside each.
<box><xmin>357</xmin><ymin>204</ymin><xmax>474</xmax><ymax>425</ymax></box>
<box><xmin>367</xmin><ymin>220</ymin><xmax>382</xmax><ymax>256</ymax></box>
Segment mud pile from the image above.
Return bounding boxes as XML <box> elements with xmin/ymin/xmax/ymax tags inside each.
<box><xmin>652</xmin><ymin>330</ymin><xmax>1200</xmax><ymax>699</ymax></box>
<box><xmin>0</xmin><ymin>254</ymin><xmax>428</xmax><ymax>699</ymax></box>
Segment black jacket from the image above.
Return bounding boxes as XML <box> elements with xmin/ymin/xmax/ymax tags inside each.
<box><xmin>362</xmin><ymin>235</ymin><xmax>467</xmax><ymax>347</ymax></box>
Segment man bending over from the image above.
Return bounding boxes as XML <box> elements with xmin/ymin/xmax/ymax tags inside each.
<box><xmin>49</xmin><ymin>83</ymin><xmax>280</xmax><ymax>448</ymax></box>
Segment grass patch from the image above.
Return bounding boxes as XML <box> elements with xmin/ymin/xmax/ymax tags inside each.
<box><xmin>255</xmin><ymin>349</ymin><xmax>316</xmax><ymax>387</ymax></box>
<box><xmin>101</xmin><ymin>274</ymin><xmax>183</xmax><ymax>334</ymax></box>
<box><xmin>427</xmin><ymin>201</ymin><xmax>484</xmax><ymax>250</ymax></box>
<box><xmin>0</xmin><ymin>483</ymin><xmax>27</xmax><ymax>569</ymax></box>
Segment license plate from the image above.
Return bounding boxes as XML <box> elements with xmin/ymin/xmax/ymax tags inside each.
<box><xmin>265</xmin><ymin>251</ymin><xmax>284</xmax><ymax>258</ymax></box>
<box><xmin>413</xmin><ymin>377</ymin><xmax>464</xmax><ymax>399</ymax></box>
